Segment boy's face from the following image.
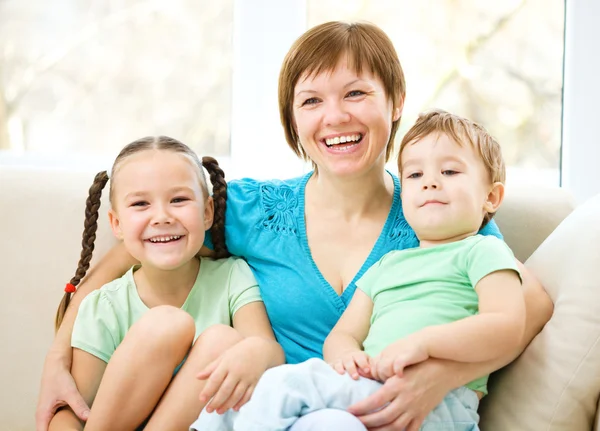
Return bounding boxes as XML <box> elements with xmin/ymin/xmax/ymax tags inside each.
<box><xmin>400</xmin><ymin>132</ymin><xmax>501</xmax><ymax>246</ymax></box>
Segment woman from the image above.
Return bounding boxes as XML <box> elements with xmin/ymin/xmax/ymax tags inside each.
<box><xmin>37</xmin><ymin>21</ymin><xmax>553</xmax><ymax>431</ymax></box>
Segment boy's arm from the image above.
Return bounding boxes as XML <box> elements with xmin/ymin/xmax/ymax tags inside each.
<box><xmin>48</xmin><ymin>349</ymin><xmax>108</xmax><ymax>431</ymax></box>
<box><xmin>323</xmin><ymin>288</ymin><xmax>373</xmax><ymax>362</ymax></box>
<box><xmin>37</xmin><ymin>242</ymin><xmax>137</xmax><ymax>431</ymax></box>
<box><xmin>375</xmin><ymin>269</ymin><xmax>525</xmax><ymax>379</ymax></box>
<box><xmin>419</xmin><ymin>269</ymin><xmax>525</xmax><ymax>362</ymax></box>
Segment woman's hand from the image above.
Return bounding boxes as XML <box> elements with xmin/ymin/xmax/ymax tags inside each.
<box><xmin>196</xmin><ymin>337</ymin><xmax>271</xmax><ymax>414</ymax></box>
<box><xmin>36</xmin><ymin>350</ymin><xmax>90</xmax><ymax>431</ymax></box>
<box><xmin>348</xmin><ymin>359</ymin><xmax>450</xmax><ymax>431</ymax></box>
<box><xmin>330</xmin><ymin>350</ymin><xmax>374</xmax><ymax>380</ymax></box>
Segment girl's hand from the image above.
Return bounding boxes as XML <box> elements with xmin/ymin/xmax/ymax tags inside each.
<box><xmin>348</xmin><ymin>359</ymin><xmax>450</xmax><ymax>431</ymax></box>
<box><xmin>330</xmin><ymin>350</ymin><xmax>374</xmax><ymax>380</ymax></box>
<box><xmin>36</xmin><ymin>351</ymin><xmax>90</xmax><ymax>431</ymax></box>
<box><xmin>196</xmin><ymin>337</ymin><xmax>270</xmax><ymax>414</ymax></box>
<box><xmin>372</xmin><ymin>336</ymin><xmax>429</xmax><ymax>381</ymax></box>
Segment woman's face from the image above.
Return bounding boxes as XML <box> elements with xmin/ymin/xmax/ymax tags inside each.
<box><xmin>292</xmin><ymin>58</ymin><xmax>401</xmax><ymax>179</ymax></box>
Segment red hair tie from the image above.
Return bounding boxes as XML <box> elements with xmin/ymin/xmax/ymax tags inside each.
<box><xmin>65</xmin><ymin>283</ymin><xmax>77</xmax><ymax>293</ymax></box>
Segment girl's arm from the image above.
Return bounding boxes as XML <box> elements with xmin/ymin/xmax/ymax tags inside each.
<box><xmin>36</xmin><ymin>242</ymin><xmax>136</xmax><ymax>431</ymax></box>
<box><xmin>197</xmin><ymin>302</ymin><xmax>285</xmax><ymax>414</ymax></box>
<box><xmin>48</xmin><ymin>349</ymin><xmax>107</xmax><ymax>431</ymax></box>
<box><xmin>349</xmin><ymin>264</ymin><xmax>553</xmax><ymax>431</ymax></box>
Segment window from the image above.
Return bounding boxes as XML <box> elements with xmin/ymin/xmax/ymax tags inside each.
<box><xmin>308</xmin><ymin>0</ymin><xmax>565</xmax><ymax>187</ymax></box>
<box><xmin>0</xmin><ymin>0</ymin><xmax>233</xmax><ymax>167</ymax></box>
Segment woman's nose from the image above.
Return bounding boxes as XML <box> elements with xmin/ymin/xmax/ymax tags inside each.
<box><xmin>323</xmin><ymin>100</ymin><xmax>351</xmax><ymax>126</ymax></box>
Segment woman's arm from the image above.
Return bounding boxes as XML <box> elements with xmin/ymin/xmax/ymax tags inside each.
<box><xmin>36</xmin><ymin>242</ymin><xmax>136</xmax><ymax>431</ymax></box>
<box><xmin>349</xmin><ymin>264</ymin><xmax>553</xmax><ymax>431</ymax></box>
<box><xmin>48</xmin><ymin>349</ymin><xmax>108</xmax><ymax>431</ymax></box>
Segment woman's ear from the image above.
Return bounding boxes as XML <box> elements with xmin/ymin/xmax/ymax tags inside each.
<box><xmin>108</xmin><ymin>209</ymin><xmax>123</xmax><ymax>240</ymax></box>
<box><xmin>204</xmin><ymin>196</ymin><xmax>214</xmax><ymax>229</ymax></box>
<box><xmin>393</xmin><ymin>98</ymin><xmax>404</xmax><ymax>122</ymax></box>
<box><xmin>484</xmin><ymin>182</ymin><xmax>505</xmax><ymax>214</ymax></box>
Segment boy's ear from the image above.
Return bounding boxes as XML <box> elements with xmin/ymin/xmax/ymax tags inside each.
<box><xmin>108</xmin><ymin>209</ymin><xmax>123</xmax><ymax>240</ymax></box>
<box><xmin>484</xmin><ymin>182</ymin><xmax>505</xmax><ymax>214</ymax></box>
<box><xmin>204</xmin><ymin>196</ymin><xmax>214</xmax><ymax>229</ymax></box>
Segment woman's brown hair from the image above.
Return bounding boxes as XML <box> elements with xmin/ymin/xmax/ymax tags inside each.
<box><xmin>279</xmin><ymin>21</ymin><xmax>406</xmax><ymax>163</ymax></box>
<box><xmin>55</xmin><ymin>136</ymin><xmax>228</xmax><ymax>330</ymax></box>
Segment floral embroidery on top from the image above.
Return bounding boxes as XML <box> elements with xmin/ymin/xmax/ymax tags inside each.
<box><xmin>389</xmin><ymin>206</ymin><xmax>418</xmax><ymax>246</ymax></box>
<box><xmin>260</xmin><ymin>184</ymin><xmax>299</xmax><ymax>235</ymax></box>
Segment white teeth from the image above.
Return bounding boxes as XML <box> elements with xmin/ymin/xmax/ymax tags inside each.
<box><xmin>148</xmin><ymin>235</ymin><xmax>182</xmax><ymax>243</ymax></box>
<box><xmin>325</xmin><ymin>134</ymin><xmax>362</xmax><ymax>146</ymax></box>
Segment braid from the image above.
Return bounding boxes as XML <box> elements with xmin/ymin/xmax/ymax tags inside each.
<box><xmin>55</xmin><ymin>171</ymin><xmax>110</xmax><ymax>331</ymax></box>
<box><xmin>202</xmin><ymin>157</ymin><xmax>229</xmax><ymax>259</ymax></box>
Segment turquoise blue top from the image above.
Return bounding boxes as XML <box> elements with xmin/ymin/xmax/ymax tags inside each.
<box><xmin>219</xmin><ymin>171</ymin><xmax>501</xmax><ymax>364</ymax></box>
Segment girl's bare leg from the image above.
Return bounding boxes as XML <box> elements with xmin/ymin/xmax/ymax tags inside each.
<box><xmin>145</xmin><ymin>324</ymin><xmax>244</xmax><ymax>431</ymax></box>
<box><xmin>84</xmin><ymin>306</ymin><xmax>195</xmax><ymax>431</ymax></box>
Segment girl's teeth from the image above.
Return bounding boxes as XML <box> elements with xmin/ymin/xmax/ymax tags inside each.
<box><xmin>149</xmin><ymin>235</ymin><xmax>182</xmax><ymax>243</ymax></box>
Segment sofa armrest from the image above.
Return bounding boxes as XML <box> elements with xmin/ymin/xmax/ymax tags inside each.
<box><xmin>495</xmin><ymin>186</ymin><xmax>576</xmax><ymax>262</ymax></box>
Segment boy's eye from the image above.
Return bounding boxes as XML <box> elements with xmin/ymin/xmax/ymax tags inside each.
<box><xmin>442</xmin><ymin>170</ymin><xmax>459</xmax><ymax>176</ymax></box>
<box><xmin>407</xmin><ymin>172</ymin><xmax>422</xmax><ymax>179</ymax></box>
<box><xmin>346</xmin><ymin>90</ymin><xmax>365</xmax><ymax>98</ymax></box>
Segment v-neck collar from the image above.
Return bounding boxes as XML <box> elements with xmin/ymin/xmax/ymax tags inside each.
<box><xmin>296</xmin><ymin>171</ymin><xmax>401</xmax><ymax>308</ymax></box>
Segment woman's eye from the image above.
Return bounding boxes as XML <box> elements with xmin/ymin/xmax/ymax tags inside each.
<box><xmin>346</xmin><ymin>90</ymin><xmax>365</xmax><ymax>98</ymax></box>
<box><xmin>442</xmin><ymin>170</ymin><xmax>459</xmax><ymax>176</ymax></box>
<box><xmin>302</xmin><ymin>97</ymin><xmax>319</xmax><ymax>106</ymax></box>
<box><xmin>407</xmin><ymin>172</ymin><xmax>422</xmax><ymax>179</ymax></box>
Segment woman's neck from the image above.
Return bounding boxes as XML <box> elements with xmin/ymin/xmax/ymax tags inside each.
<box><xmin>134</xmin><ymin>257</ymin><xmax>200</xmax><ymax>308</ymax></box>
<box><xmin>306</xmin><ymin>166</ymin><xmax>394</xmax><ymax>221</ymax></box>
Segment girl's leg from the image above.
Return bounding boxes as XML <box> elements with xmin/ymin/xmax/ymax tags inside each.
<box><xmin>144</xmin><ymin>324</ymin><xmax>244</xmax><ymax>431</ymax></box>
<box><xmin>289</xmin><ymin>409</ymin><xmax>367</xmax><ymax>431</ymax></box>
<box><xmin>84</xmin><ymin>306</ymin><xmax>195</xmax><ymax>431</ymax></box>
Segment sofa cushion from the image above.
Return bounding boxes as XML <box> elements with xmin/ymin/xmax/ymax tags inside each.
<box><xmin>479</xmin><ymin>193</ymin><xmax>600</xmax><ymax>430</ymax></box>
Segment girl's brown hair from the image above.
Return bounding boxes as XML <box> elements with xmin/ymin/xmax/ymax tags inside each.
<box><xmin>279</xmin><ymin>21</ymin><xmax>406</xmax><ymax>163</ymax></box>
<box><xmin>55</xmin><ymin>136</ymin><xmax>228</xmax><ymax>330</ymax></box>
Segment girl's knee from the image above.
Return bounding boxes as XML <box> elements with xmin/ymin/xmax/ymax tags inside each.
<box><xmin>126</xmin><ymin>305</ymin><xmax>195</xmax><ymax>351</ymax></box>
<box><xmin>190</xmin><ymin>324</ymin><xmax>243</xmax><ymax>359</ymax></box>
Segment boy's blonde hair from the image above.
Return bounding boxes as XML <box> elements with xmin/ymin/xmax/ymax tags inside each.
<box><xmin>398</xmin><ymin>109</ymin><xmax>506</xmax><ymax>227</ymax></box>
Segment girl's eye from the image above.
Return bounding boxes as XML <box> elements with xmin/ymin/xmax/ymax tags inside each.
<box><xmin>302</xmin><ymin>97</ymin><xmax>319</xmax><ymax>106</ymax></box>
<box><xmin>131</xmin><ymin>201</ymin><xmax>148</xmax><ymax>207</ymax></box>
<box><xmin>172</xmin><ymin>197</ymin><xmax>189</xmax><ymax>204</ymax></box>
<box><xmin>407</xmin><ymin>172</ymin><xmax>422</xmax><ymax>179</ymax></box>
<box><xmin>442</xmin><ymin>170</ymin><xmax>459</xmax><ymax>176</ymax></box>
<box><xmin>346</xmin><ymin>90</ymin><xmax>365</xmax><ymax>98</ymax></box>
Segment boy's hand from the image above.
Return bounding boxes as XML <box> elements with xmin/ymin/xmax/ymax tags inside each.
<box><xmin>373</xmin><ymin>335</ymin><xmax>429</xmax><ymax>381</ymax></box>
<box><xmin>329</xmin><ymin>350</ymin><xmax>374</xmax><ymax>380</ymax></box>
<box><xmin>196</xmin><ymin>338</ymin><xmax>270</xmax><ymax>414</ymax></box>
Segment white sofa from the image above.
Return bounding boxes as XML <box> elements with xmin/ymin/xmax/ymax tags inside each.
<box><xmin>1</xmin><ymin>165</ymin><xmax>599</xmax><ymax>431</ymax></box>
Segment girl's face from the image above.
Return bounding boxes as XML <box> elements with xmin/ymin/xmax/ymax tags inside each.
<box><xmin>292</xmin><ymin>58</ymin><xmax>401</xmax><ymax>179</ymax></box>
<box><xmin>108</xmin><ymin>150</ymin><xmax>212</xmax><ymax>271</ymax></box>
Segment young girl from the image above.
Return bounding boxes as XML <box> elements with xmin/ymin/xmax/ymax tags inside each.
<box><xmin>48</xmin><ymin>136</ymin><xmax>284</xmax><ymax>431</ymax></box>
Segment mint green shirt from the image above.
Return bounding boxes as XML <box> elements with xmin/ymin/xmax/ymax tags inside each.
<box><xmin>72</xmin><ymin>257</ymin><xmax>262</xmax><ymax>363</ymax></box>
<box><xmin>357</xmin><ymin>235</ymin><xmax>520</xmax><ymax>394</ymax></box>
